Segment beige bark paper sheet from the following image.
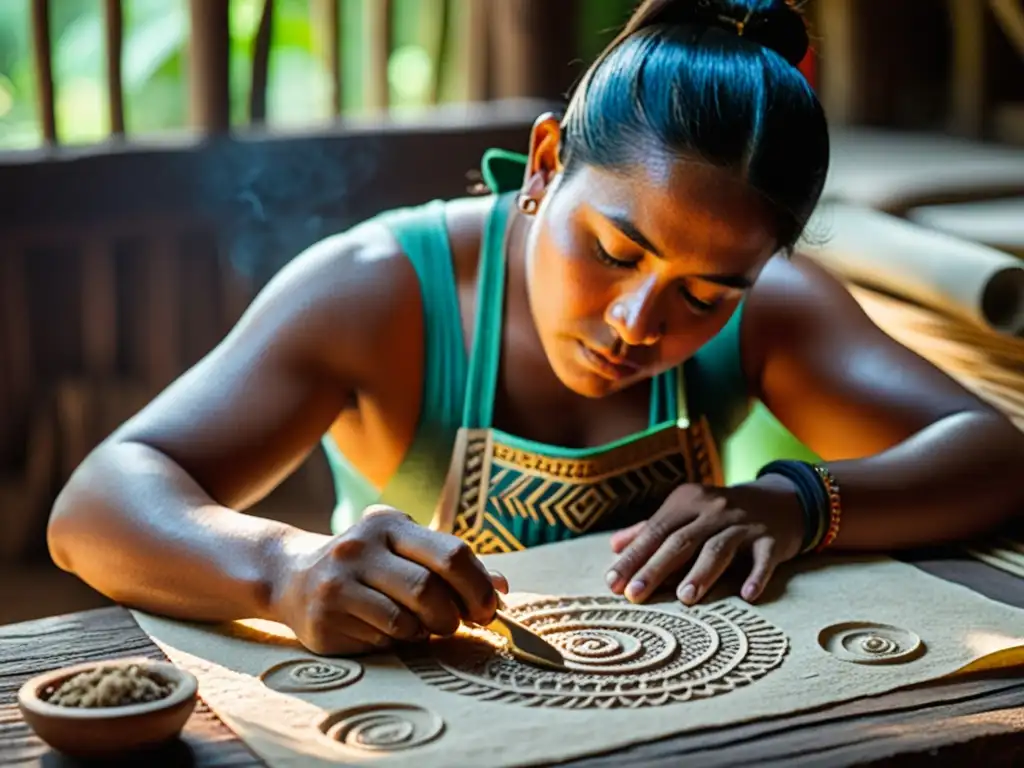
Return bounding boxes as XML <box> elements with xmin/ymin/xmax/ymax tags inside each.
<box><xmin>134</xmin><ymin>533</ymin><xmax>1024</xmax><ymax>768</ymax></box>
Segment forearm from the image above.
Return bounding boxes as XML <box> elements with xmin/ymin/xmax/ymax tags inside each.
<box><xmin>48</xmin><ymin>440</ymin><xmax>325</xmax><ymax>623</ymax></box>
<box><xmin>820</xmin><ymin>410</ymin><xmax>1024</xmax><ymax>549</ymax></box>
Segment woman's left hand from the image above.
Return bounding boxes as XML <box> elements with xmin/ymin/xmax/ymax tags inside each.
<box><xmin>605</xmin><ymin>476</ymin><xmax>807</xmax><ymax>606</ymax></box>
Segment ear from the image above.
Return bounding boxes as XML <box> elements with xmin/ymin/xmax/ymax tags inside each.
<box><xmin>522</xmin><ymin>112</ymin><xmax>564</xmax><ymax>198</ymax></box>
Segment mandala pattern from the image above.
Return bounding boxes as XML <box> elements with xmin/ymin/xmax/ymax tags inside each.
<box><xmin>817</xmin><ymin>622</ymin><xmax>923</xmax><ymax>665</ymax></box>
<box><xmin>259</xmin><ymin>658</ymin><xmax>363</xmax><ymax>693</ymax></box>
<box><xmin>401</xmin><ymin>597</ymin><xmax>789</xmax><ymax>709</ymax></box>
<box><xmin>318</xmin><ymin>704</ymin><xmax>445</xmax><ymax>752</ymax></box>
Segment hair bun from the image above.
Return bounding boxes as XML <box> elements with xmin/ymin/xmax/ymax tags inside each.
<box><xmin>645</xmin><ymin>0</ymin><xmax>810</xmax><ymax>67</ymax></box>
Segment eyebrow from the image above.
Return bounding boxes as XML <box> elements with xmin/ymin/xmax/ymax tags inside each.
<box><xmin>601</xmin><ymin>211</ymin><xmax>755</xmax><ymax>290</ymax></box>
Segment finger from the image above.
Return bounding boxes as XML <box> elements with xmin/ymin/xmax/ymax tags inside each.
<box><xmin>741</xmin><ymin>537</ymin><xmax>780</xmax><ymax>603</ymax></box>
<box><xmin>610</xmin><ymin>522</ymin><xmax>646</xmax><ymax>554</ymax></box>
<box><xmin>304</xmin><ymin>613</ymin><xmax>393</xmax><ymax>656</ymax></box>
<box><xmin>606</xmin><ymin>507</ymin><xmax>700</xmax><ymax>595</ymax></box>
<box><xmin>489</xmin><ymin>570</ymin><xmax>510</xmax><ymax>594</ymax></box>
<box><xmin>390</xmin><ymin>525</ymin><xmax>498</xmax><ymax>626</ymax></box>
<box><xmin>362</xmin><ymin>555</ymin><xmax>463</xmax><ymax>637</ymax></box>
<box><xmin>677</xmin><ymin>529</ymin><xmax>745</xmax><ymax>606</ymax></box>
<box><xmin>623</xmin><ymin>527</ymin><xmax>705</xmax><ymax>604</ymax></box>
<box><xmin>344</xmin><ymin>581</ymin><xmax>425</xmax><ymax>641</ymax></box>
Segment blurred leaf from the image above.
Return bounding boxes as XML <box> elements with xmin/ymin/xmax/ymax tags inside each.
<box><xmin>123</xmin><ymin>2</ymin><xmax>187</xmax><ymax>92</ymax></box>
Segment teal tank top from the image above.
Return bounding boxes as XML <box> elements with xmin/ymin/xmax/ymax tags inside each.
<box><xmin>324</xmin><ymin>150</ymin><xmax>779</xmax><ymax>536</ymax></box>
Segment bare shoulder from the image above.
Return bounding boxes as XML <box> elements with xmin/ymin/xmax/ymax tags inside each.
<box><xmin>234</xmin><ymin>217</ymin><xmax>425</xmax><ymax>383</ymax></box>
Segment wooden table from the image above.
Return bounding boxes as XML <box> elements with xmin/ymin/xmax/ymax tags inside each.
<box><xmin>3</xmin><ymin>551</ymin><xmax>1024</xmax><ymax>767</ymax></box>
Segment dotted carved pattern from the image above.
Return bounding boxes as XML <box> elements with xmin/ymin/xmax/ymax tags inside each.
<box><xmin>402</xmin><ymin>597</ymin><xmax>789</xmax><ymax>709</ymax></box>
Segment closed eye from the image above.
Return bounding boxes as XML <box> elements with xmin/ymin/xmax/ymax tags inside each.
<box><xmin>679</xmin><ymin>284</ymin><xmax>721</xmax><ymax>313</ymax></box>
<box><xmin>593</xmin><ymin>241</ymin><xmax>640</xmax><ymax>269</ymax></box>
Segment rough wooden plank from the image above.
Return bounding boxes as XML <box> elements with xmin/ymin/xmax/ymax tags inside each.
<box><xmin>311</xmin><ymin>0</ymin><xmax>342</xmax><ymax>114</ymax></box>
<box><xmin>80</xmin><ymin>240</ymin><xmax>118</xmax><ymax>377</ymax></box>
<box><xmin>364</xmin><ymin>0</ymin><xmax>392</xmax><ymax>111</ymax></box>
<box><xmin>0</xmin><ymin>608</ymin><xmax>263</xmax><ymax>767</ymax></box>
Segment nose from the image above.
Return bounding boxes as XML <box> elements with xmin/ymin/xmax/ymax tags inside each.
<box><xmin>605</xmin><ymin>278</ymin><xmax>666</xmax><ymax>347</ymax></box>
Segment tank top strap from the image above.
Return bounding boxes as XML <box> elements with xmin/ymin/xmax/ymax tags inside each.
<box><xmin>372</xmin><ymin>199</ymin><xmax>470</xmax><ymax>519</ymax></box>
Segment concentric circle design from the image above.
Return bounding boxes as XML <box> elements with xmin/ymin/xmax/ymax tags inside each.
<box><xmin>401</xmin><ymin>597</ymin><xmax>789</xmax><ymax>709</ymax></box>
<box><xmin>318</xmin><ymin>704</ymin><xmax>444</xmax><ymax>752</ymax></box>
<box><xmin>818</xmin><ymin>622</ymin><xmax>923</xmax><ymax>665</ymax></box>
<box><xmin>259</xmin><ymin>658</ymin><xmax>363</xmax><ymax>693</ymax></box>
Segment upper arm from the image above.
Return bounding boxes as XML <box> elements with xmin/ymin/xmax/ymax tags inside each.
<box><xmin>110</xmin><ymin>222</ymin><xmax>422</xmax><ymax>510</ymax></box>
<box><xmin>740</xmin><ymin>255</ymin><xmax>996</xmax><ymax>461</ymax></box>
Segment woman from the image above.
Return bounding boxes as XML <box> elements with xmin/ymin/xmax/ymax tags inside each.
<box><xmin>48</xmin><ymin>0</ymin><xmax>1022</xmax><ymax>656</ymax></box>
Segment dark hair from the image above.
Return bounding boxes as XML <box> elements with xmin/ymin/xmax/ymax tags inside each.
<box><xmin>560</xmin><ymin>0</ymin><xmax>829</xmax><ymax>252</ymax></box>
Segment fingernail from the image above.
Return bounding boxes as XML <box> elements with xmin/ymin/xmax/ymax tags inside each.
<box><xmin>679</xmin><ymin>583</ymin><xmax>697</xmax><ymax>604</ymax></box>
<box><xmin>606</xmin><ymin>570</ymin><xmax>621</xmax><ymax>590</ymax></box>
<box><xmin>625</xmin><ymin>580</ymin><xmax>645</xmax><ymax>601</ymax></box>
<box><xmin>742</xmin><ymin>583</ymin><xmax>757</xmax><ymax>601</ymax></box>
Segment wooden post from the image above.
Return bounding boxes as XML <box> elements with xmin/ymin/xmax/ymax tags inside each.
<box><xmin>30</xmin><ymin>0</ymin><xmax>57</xmax><ymax>145</ymax></box>
<box><xmin>490</xmin><ymin>0</ymin><xmax>579</xmax><ymax>101</ymax></box>
<box><xmin>364</xmin><ymin>0</ymin><xmax>393</xmax><ymax>111</ymax></box>
<box><xmin>103</xmin><ymin>0</ymin><xmax>125</xmax><ymax>136</ymax></box>
<box><xmin>816</xmin><ymin>0</ymin><xmax>860</xmax><ymax>125</ymax></box>
<box><xmin>948</xmin><ymin>0</ymin><xmax>987</xmax><ymax>137</ymax></box>
<box><xmin>250</xmin><ymin>0</ymin><xmax>274</xmax><ymax>125</ymax></box>
<box><xmin>311</xmin><ymin>0</ymin><xmax>342</xmax><ymax>114</ymax></box>
<box><xmin>464</xmin><ymin>0</ymin><xmax>491</xmax><ymax>102</ymax></box>
<box><xmin>188</xmin><ymin>0</ymin><xmax>231</xmax><ymax>134</ymax></box>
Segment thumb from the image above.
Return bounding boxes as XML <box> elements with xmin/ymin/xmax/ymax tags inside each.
<box><xmin>488</xmin><ymin>569</ymin><xmax>510</xmax><ymax>594</ymax></box>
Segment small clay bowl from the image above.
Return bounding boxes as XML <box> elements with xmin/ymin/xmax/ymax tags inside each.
<box><xmin>17</xmin><ymin>657</ymin><xmax>198</xmax><ymax>759</ymax></box>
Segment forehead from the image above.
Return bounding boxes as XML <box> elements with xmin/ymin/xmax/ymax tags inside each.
<box><xmin>564</xmin><ymin>158</ymin><xmax>778</xmax><ymax>269</ymax></box>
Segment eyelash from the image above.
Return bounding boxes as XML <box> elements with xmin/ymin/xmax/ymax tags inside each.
<box><xmin>592</xmin><ymin>241</ymin><xmax>720</xmax><ymax>314</ymax></box>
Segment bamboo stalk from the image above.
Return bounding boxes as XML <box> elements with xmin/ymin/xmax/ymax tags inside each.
<box><xmin>428</xmin><ymin>0</ymin><xmax>452</xmax><ymax>104</ymax></box>
<box><xmin>464</xmin><ymin>0</ymin><xmax>490</xmax><ymax>102</ymax></box>
<box><xmin>311</xmin><ymin>0</ymin><xmax>342</xmax><ymax>115</ymax></box>
<box><xmin>187</xmin><ymin>0</ymin><xmax>231</xmax><ymax>134</ymax></box>
<box><xmin>364</xmin><ymin>0</ymin><xmax>393</xmax><ymax>111</ymax></box>
<box><xmin>250</xmin><ymin>0</ymin><xmax>274</xmax><ymax>125</ymax></box>
<box><xmin>103</xmin><ymin>0</ymin><xmax>125</xmax><ymax>136</ymax></box>
<box><xmin>30</xmin><ymin>0</ymin><xmax>57</xmax><ymax>145</ymax></box>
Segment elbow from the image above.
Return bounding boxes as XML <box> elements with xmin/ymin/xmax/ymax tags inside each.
<box><xmin>46</xmin><ymin>441</ymin><xmax>120</xmax><ymax>573</ymax></box>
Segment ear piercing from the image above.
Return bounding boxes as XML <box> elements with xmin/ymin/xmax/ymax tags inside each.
<box><xmin>516</xmin><ymin>193</ymin><xmax>540</xmax><ymax>216</ymax></box>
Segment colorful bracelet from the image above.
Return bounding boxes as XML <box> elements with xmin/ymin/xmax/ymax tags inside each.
<box><xmin>811</xmin><ymin>465</ymin><xmax>842</xmax><ymax>551</ymax></box>
<box><xmin>756</xmin><ymin>460</ymin><xmax>830</xmax><ymax>554</ymax></box>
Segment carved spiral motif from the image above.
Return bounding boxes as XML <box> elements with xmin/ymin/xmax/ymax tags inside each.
<box><xmin>401</xmin><ymin>597</ymin><xmax>789</xmax><ymax>709</ymax></box>
<box><xmin>817</xmin><ymin>622</ymin><xmax>923</xmax><ymax>665</ymax></box>
<box><xmin>259</xmin><ymin>658</ymin><xmax>363</xmax><ymax>693</ymax></box>
<box><xmin>318</xmin><ymin>704</ymin><xmax>445</xmax><ymax>752</ymax></box>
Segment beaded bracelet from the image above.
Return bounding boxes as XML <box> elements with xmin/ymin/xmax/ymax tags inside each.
<box><xmin>811</xmin><ymin>465</ymin><xmax>842</xmax><ymax>552</ymax></box>
<box><xmin>756</xmin><ymin>460</ymin><xmax>830</xmax><ymax>554</ymax></box>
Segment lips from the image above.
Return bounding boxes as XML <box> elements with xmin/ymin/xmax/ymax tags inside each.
<box><xmin>578</xmin><ymin>341</ymin><xmax>642</xmax><ymax>381</ymax></box>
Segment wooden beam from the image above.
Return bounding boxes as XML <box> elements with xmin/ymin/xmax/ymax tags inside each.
<box><xmin>103</xmin><ymin>0</ymin><xmax>125</xmax><ymax>137</ymax></box>
<box><xmin>312</xmin><ymin>0</ymin><xmax>342</xmax><ymax>115</ymax></box>
<box><xmin>490</xmin><ymin>0</ymin><xmax>579</xmax><ymax>101</ymax></box>
<box><xmin>30</xmin><ymin>0</ymin><xmax>57</xmax><ymax>145</ymax></box>
<box><xmin>142</xmin><ymin>239</ymin><xmax>180</xmax><ymax>389</ymax></box>
<box><xmin>364</xmin><ymin>0</ymin><xmax>393</xmax><ymax>111</ymax></box>
<box><xmin>187</xmin><ymin>0</ymin><xmax>231</xmax><ymax>134</ymax></box>
<box><xmin>250</xmin><ymin>0</ymin><xmax>274</xmax><ymax>125</ymax></box>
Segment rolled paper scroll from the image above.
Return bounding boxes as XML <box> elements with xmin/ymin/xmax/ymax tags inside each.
<box><xmin>824</xmin><ymin>128</ymin><xmax>1024</xmax><ymax>212</ymax></box>
<box><xmin>907</xmin><ymin>198</ymin><xmax>1024</xmax><ymax>257</ymax></box>
<box><xmin>800</xmin><ymin>202</ymin><xmax>1024</xmax><ymax>337</ymax></box>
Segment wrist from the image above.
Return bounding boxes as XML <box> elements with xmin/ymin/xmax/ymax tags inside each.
<box><xmin>261</xmin><ymin>525</ymin><xmax>331</xmax><ymax>624</ymax></box>
<box><xmin>730</xmin><ymin>474</ymin><xmax>807</xmax><ymax>561</ymax></box>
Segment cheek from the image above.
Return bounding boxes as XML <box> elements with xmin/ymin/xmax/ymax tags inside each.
<box><xmin>527</xmin><ymin>220</ymin><xmax>608</xmax><ymax>328</ymax></box>
<box><xmin>660</xmin><ymin>301</ymin><xmax>741</xmax><ymax>364</ymax></box>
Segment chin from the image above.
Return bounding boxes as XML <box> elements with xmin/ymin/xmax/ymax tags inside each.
<box><xmin>550</xmin><ymin>356</ymin><xmax>626</xmax><ymax>399</ymax></box>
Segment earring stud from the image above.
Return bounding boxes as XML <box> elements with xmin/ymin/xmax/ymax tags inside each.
<box><xmin>516</xmin><ymin>193</ymin><xmax>539</xmax><ymax>216</ymax></box>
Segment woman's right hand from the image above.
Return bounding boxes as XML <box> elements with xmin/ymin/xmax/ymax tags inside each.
<box><xmin>272</xmin><ymin>506</ymin><xmax>508</xmax><ymax>656</ymax></box>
